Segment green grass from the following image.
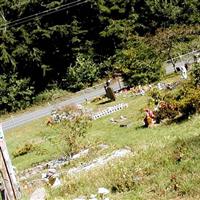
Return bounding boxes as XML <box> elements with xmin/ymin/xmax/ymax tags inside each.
<box><xmin>48</xmin><ymin>114</ymin><xmax>200</xmax><ymax>199</ymax></box>
<box><xmin>5</xmin><ymin>118</ymin><xmax>63</xmax><ymax>170</ymax></box>
<box><xmin>47</xmin><ymin>127</ymin><xmax>200</xmax><ymax>199</ymax></box>
<box><xmin>5</xmin><ymin>75</ymin><xmax>200</xmax><ymax>199</ymax></box>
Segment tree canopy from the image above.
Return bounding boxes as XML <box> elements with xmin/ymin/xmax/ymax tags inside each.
<box><xmin>0</xmin><ymin>0</ymin><xmax>200</xmax><ymax>112</ymax></box>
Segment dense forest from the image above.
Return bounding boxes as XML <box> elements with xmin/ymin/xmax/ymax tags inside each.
<box><xmin>0</xmin><ymin>0</ymin><xmax>200</xmax><ymax>113</ymax></box>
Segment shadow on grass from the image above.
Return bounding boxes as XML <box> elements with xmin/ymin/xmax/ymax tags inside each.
<box><xmin>174</xmin><ymin>134</ymin><xmax>200</xmax><ymax>148</ymax></box>
<box><xmin>172</xmin><ymin>134</ymin><xmax>200</xmax><ymax>164</ymax></box>
<box><xmin>135</xmin><ymin>124</ymin><xmax>146</xmax><ymax>130</ymax></box>
<box><xmin>98</xmin><ymin>99</ymin><xmax>113</xmax><ymax>105</ymax></box>
<box><xmin>155</xmin><ymin>114</ymin><xmax>190</xmax><ymax>126</ymax></box>
<box><xmin>171</xmin><ymin>115</ymin><xmax>190</xmax><ymax>124</ymax></box>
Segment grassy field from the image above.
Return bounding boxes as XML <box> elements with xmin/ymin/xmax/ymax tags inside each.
<box><xmin>4</xmin><ymin>75</ymin><xmax>200</xmax><ymax>199</ymax></box>
<box><xmin>48</xmin><ymin>108</ymin><xmax>200</xmax><ymax>200</ymax></box>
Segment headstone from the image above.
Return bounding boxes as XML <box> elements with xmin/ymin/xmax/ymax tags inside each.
<box><xmin>98</xmin><ymin>187</ymin><xmax>110</xmax><ymax>199</ymax></box>
<box><xmin>98</xmin><ymin>187</ymin><xmax>109</xmax><ymax>195</ymax></box>
<box><xmin>30</xmin><ymin>187</ymin><xmax>46</xmax><ymax>200</ymax></box>
<box><xmin>104</xmin><ymin>86</ymin><xmax>116</xmax><ymax>101</ymax></box>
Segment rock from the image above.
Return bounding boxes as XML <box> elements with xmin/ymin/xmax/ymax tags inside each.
<box><xmin>42</xmin><ymin>169</ymin><xmax>61</xmax><ymax>188</ymax></box>
<box><xmin>98</xmin><ymin>187</ymin><xmax>109</xmax><ymax>195</ymax></box>
<box><xmin>68</xmin><ymin>149</ymin><xmax>132</xmax><ymax>175</ymax></box>
<box><xmin>20</xmin><ymin>148</ymin><xmax>90</xmax><ymax>181</ymax></box>
<box><xmin>51</xmin><ymin>177</ymin><xmax>61</xmax><ymax>188</ymax></box>
<box><xmin>120</xmin><ymin>115</ymin><xmax>127</xmax><ymax>120</ymax></box>
<box><xmin>89</xmin><ymin>195</ymin><xmax>98</xmax><ymax>200</ymax></box>
<box><xmin>119</xmin><ymin>122</ymin><xmax>132</xmax><ymax>128</ymax></box>
<box><xmin>30</xmin><ymin>187</ymin><xmax>46</xmax><ymax>200</ymax></box>
<box><xmin>48</xmin><ymin>168</ymin><xmax>56</xmax><ymax>174</ymax></box>
<box><xmin>98</xmin><ymin>144</ymin><xmax>109</xmax><ymax>149</ymax></box>
<box><xmin>71</xmin><ymin>149</ymin><xmax>89</xmax><ymax>160</ymax></box>
<box><xmin>90</xmin><ymin>194</ymin><xmax>97</xmax><ymax>199</ymax></box>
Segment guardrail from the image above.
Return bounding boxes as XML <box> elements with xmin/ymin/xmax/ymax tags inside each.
<box><xmin>164</xmin><ymin>49</ymin><xmax>200</xmax><ymax>66</ymax></box>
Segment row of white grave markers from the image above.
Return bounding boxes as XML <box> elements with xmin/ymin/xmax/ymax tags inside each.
<box><xmin>91</xmin><ymin>103</ymin><xmax>128</xmax><ymax>120</ymax></box>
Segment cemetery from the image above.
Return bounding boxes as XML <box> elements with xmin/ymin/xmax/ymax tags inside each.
<box><xmin>1</xmin><ymin>0</ymin><xmax>200</xmax><ymax>198</ymax></box>
<box><xmin>1</xmin><ymin>63</ymin><xmax>200</xmax><ymax>199</ymax></box>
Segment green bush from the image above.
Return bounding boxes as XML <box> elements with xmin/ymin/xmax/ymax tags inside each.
<box><xmin>153</xmin><ymin>83</ymin><xmax>200</xmax><ymax>122</ymax></box>
<box><xmin>34</xmin><ymin>89</ymin><xmax>68</xmax><ymax>103</ymax></box>
<box><xmin>191</xmin><ymin>63</ymin><xmax>200</xmax><ymax>86</ymax></box>
<box><xmin>175</xmin><ymin>86</ymin><xmax>200</xmax><ymax>117</ymax></box>
<box><xmin>66</xmin><ymin>54</ymin><xmax>99</xmax><ymax>91</ymax></box>
<box><xmin>55</xmin><ymin>115</ymin><xmax>92</xmax><ymax>156</ymax></box>
<box><xmin>0</xmin><ymin>74</ymin><xmax>34</xmax><ymax>113</ymax></box>
<box><xmin>154</xmin><ymin>101</ymin><xmax>179</xmax><ymax>123</ymax></box>
<box><xmin>114</xmin><ymin>37</ymin><xmax>163</xmax><ymax>87</ymax></box>
<box><xmin>149</xmin><ymin>88</ymin><xmax>162</xmax><ymax>106</ymax></box>
<box><xmin>149</xmin><ymin>88</ymin><xmax>178</xmax><ymax>123</ymax></box>
<box><xmin>12</xmin><ymin>143</ymin><xmax>35</xmax><ymax>158</ymax></box>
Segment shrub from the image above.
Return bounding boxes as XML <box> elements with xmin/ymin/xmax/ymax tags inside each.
<box><xmin>149</xmin><ymin>88</ymin><xmax>162</xmax><ymax>106</ymax></box>
<box><xmin>149</xmin><ymin>88</ymin><xmax>179</xmax><ymax>122</ymax></box>
<box><xmin>34</xmin><ymin>89</ymin><xmax>69</xmax><ymax>103</ymax></box>
<box><xmin>66</xmin><ymin>53</ymin><xmax>99</xmax><ymax>91</ymax></box>
<box><xmin>0</xmin><ymin>74</ymin><xmax>34</xmax><ymax>113</ymax></box>
<box><xmin>152</xmin><ymin>83</ymin><xmax>200</xmax><ymax>122</ymax></box>
<box><xmin>114</xmin><ymin>37</ymin><xmax>163</xmax><ymax>87</ymax></box>
<box><xmin>56</xmin><ymin>115</ymin><xmax>92</xmax><ymax>156</ymax></box>
<box><xmin>154</xmin><ymin>101</ymin><xmax>179</xmax><ymax>123</ymax></box>
<box><xmin>58</xmin><ymin>104</ymin><xmax>80</xmax><ymax>114</ymax></box>
<box><xmin>12</xmin><ymin>143</ymin><xmax>36</xmax><ymax>158</ymax></box>
<box><xmin>175</xmin><ymin>86</ymin><xmax>200</xmax><ymax>117</ymax></box>
<box><xmin>191</xmin><ymin>63</ymin><xmax>200</xmax><ymax>86</ymax></box>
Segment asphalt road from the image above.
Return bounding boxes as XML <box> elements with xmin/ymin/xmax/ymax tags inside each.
<box><xmin>2</xmin><ymin>50</ymin><xmax>199</xmax><ymax>131</ymax></box>
<box><xmin>2</xmin><ymin>81</ymin><xmax>124</xmax><ymax>131</ymax></box>
<box><xmin>164</xmin><ymin>50</ymin><xmax>200</xmax><ymax>74</ymax></box>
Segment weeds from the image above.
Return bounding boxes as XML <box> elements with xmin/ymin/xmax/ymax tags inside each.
<box><xmin>12</xmin><ymin>143</ymin><xmax>36</xmax><ymax>158</ymax></box>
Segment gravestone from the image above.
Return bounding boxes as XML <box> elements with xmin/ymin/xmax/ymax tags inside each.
<box><xmin>104</xmin><ymin>86</ymin><xmax>116</xmax><ymax>101</ymax></box>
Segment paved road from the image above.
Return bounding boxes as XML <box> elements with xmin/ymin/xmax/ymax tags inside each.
<box><xmin>2</xmin><ymin>81</ymin><xmax>124</xmax><ymax>131</ymax></box>
<box><xmin>164</xmin><ymin>50</ymin><xmax>200</xmax><ymax>74</ymax></box>
<box><xmin>2</xmin><ymin>50</ymin><xmax>200</xmax><ymax>131</ymax></box>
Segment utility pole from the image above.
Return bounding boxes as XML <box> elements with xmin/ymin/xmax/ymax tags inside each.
<box><xmin>0</xmin><ymin>124</ymin><xmax>21</xmax><ymax>200</ymax></box>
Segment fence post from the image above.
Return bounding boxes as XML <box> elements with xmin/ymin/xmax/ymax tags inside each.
<box><xmin>0</xmin><ymin>124</ymin><xmax>21</xmax><ymax>200</ymax></box>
